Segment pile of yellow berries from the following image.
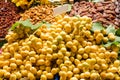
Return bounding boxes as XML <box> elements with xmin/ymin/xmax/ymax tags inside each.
<box><xmin>11</xmin><ymin>0</ymin><xmax>50</xmax><ymax>9</ymax></box>
<box><xmin>11</xmin><ymin>0</ymin><xmax>34</xmax><ymax>9</ymax></box>
<box><xmin>0</xmin><ymin>15</ymin><xmax>120</xmax><ymax>80</ymax></box>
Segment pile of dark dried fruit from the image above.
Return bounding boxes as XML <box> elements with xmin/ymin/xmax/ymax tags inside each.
<box><xmin>115</xmin><ymin>0</ymin><xmax>120</xmax><ymax>27</ymax></box>
<box><xmin>69</xmin><ymin>1</ymin><xmax>120</xmax><ymax>28</ymax></box>
<box><xmin>0</xmin><ymin>1</ymin><xmax>20</xmax><ymax>38</ymax></box>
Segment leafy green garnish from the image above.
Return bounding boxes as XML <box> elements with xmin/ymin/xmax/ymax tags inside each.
<box><xmin>46</xmin><ymin>23</ymin><xmax>52</xmax><ymax>28</ymax></box>
<box><xmin>10</xmin><ymin>19</ymin><xmax>44</xmax><ymax>31</ymax></box>
<box><xmin>115</xmin><ymin>28</ymin><xmax>120</xmax><ymax>36</ymax></box>
<box><xmin>118</xmin><ymin>57</ymin><xmax>120</xmax><ymax>60</ymax></box>
<box><xmin>103</xmin><ymin>42</ymin><xmax>112</xmax><ymax>48</ymax></box>
<box><xmin>0</xmin><ymin>40</ymin><xmax>7</xmax><ymax>48</ymax></box>
<box><xmin>91</xmin><ymin>23</ymin><xmax>120</xmax><ymax>48</ymax></box>
<box><xmin>112</xmin><ymin>41</ymin><xmax>120</xmax><ymax>46</ymax></box>
<box><xmin>106</xmin><ymin>25</ymin><xmax>116</xmax><ymax>34</ymax></box>
<box><xmin>32</xmin><ymin>23</ymin><xmax>43</xmax><ymax>30</ymax></box>
<box><xmin>10</xmin><ymin>22</ymin><xmax>20</xmax><ymax>31</ymax></box>
<box><xmin>19</xmin><ymin>19</ymin><xmax>33</xmax><ymax>28</ymax></box>
<box><xmin>114</xmin><ymin>36</ymin><xmax>120</xmax><ymax>42</ymax></box>
<box><xmin>103</xmin><ymin>41</ymin><xmax>120</xmax><ymax>48</ymax></box>
<box><xmin>41</xmin><ymin>21</ymin><xmax>52</xmax><ymax>28</ymax></box>
<box><xmin>67</xmin><ymin>4</ymin><xmax>72</xmax><ymax>12</ymax></box>
<box><xmin>91</xmin><ymin>22</ymin><xmax>104</xmax><ymax>32</ymax></box>
<box><xmin>102</xmin><ymin>25</ymin><xmax>120</xmax><ymax>48</ymax></box>
<box><xmin>103</xmin><ymin>36</ymin><xmax>120</xmax><ymax>48</ymax></box>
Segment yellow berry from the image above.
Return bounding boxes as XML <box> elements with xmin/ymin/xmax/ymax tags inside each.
<box><xmin>46</xmin><ymin>73</ymin><xmax>53</xmax><ymax>79</ymax></box>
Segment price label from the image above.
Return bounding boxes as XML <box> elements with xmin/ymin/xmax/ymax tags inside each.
<box><xmin>0</xmin><ymin>38</ymin><xmax>5</xmax><ymax>41</ymax></box>
<box><xmin>53</xmin><ymin>4</ymin><xmax>69</xmax><ymax>16</ymax></box>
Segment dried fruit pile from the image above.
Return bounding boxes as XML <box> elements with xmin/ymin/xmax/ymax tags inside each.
<box><xmin>20</xmin><ymin>5</ymin><xmax>55</xmax><ymax>24</ymax></box>
<box><xmin>69</xmin><ymin>1</ymin><xmax>120</xmax><ymax>28</ymax></box>
<box><xmin>0</xmin><ymin>1</ymin><xmax>20</xmax><ymax>38</ymax></box>
<box><xmin>1</xmin><ymin>16</ymin><xmax>120</xmax><ymax>80</ymax></box>
<box><xmin>115</xmin><ymin>0</ymin><xmax>120</xmax><ymax>27</ymax></box>
<box><xmin>0</xmin><ymin>0</ymin><xmax>120</xmax><ymax>80</ymax></box>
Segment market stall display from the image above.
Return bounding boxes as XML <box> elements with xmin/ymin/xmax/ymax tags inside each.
<box><xmin>0</xmin><ymin>15</ymin><xmax>120</xmax><ymax>79</ymax></box>
<box><xmin>20</xmin><ymin>5</ymin><xmax>55</xmax><ymax>24</ymax></box>
<box><xmin>0</xmin><ymin>0</ymin><xmax>120</xmax><ymax>80</ymax></box>
<box><xmin>69</xmin><ymin>1</ymin><xmax>120</xmax><ymax>28</ymax></box>
<box><xmin>0</xmin><ymin>1</ymin><xmax>20</xmax><ymax>38</ymax></box>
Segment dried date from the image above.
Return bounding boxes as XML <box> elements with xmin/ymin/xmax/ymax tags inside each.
<box><xmin>69</xmin><ymin>1</ymin><xmax>120</xmax><ymax>28</ymax></box>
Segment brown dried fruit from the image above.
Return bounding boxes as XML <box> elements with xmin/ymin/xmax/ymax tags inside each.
<box><xmin>69</xmin><ymin>1</ymin><xmax>120</xmax><ymax>28</ymax></box>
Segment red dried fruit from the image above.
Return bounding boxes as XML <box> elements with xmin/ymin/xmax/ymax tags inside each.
<box><xmin>0</xmin><ymin>1</ymin><xmax>20</xmax><ymax>38</ymax></box>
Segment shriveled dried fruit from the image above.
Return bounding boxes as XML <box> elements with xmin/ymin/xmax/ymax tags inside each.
<box><xmin>115</xmin><ymin>0</ymin><xmax>120</xmax><ymax>27</ymax></box>
<box><xmin>69</xmin><ymin>1</ymin><xmax>120</xmax><ymax>28</ymax></box>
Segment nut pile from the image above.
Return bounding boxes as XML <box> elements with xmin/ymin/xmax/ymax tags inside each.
<box><xmin>115</xmin><ymin>0</ymin><xmax>120</xmax><ymax>27</ymax></box>
<box><xmin>69</xmin><ymin>1</ymin><xmax>120</xmax><ymax>28</ymax></box>
<box><xmin>20</xmin><ymin>5</ymin><xmax>55</xmax><ymax>24</ymax></box>
<box><xmin>0</xmin><ymin>1</ymin><xmax>20</xmax><ymax>38</ymax></box>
